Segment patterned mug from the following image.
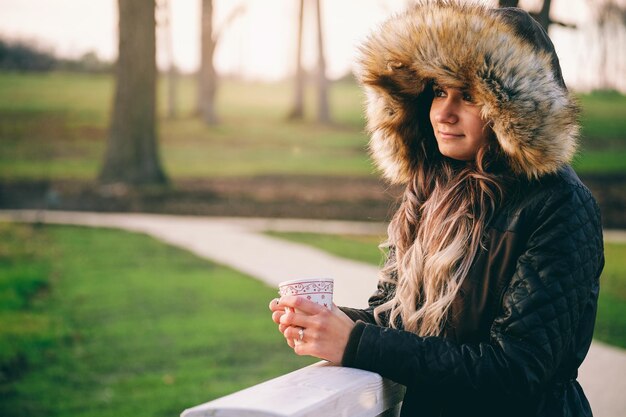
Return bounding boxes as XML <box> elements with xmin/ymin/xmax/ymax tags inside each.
<box><xmin>278</xmin><ymin>278</ymin><xmax>334</xmax><ymax>310</ymax></box>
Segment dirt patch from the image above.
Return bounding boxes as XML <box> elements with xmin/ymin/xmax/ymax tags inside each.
<box><xmin>0</xmin><ymin>176</ymin><xmax>402</xmax><ymax>223</ymax></box>
<box><xmin>1</xmin><ymin>174</ymin><xmax>624</xmax><ymax>228</ymax></box>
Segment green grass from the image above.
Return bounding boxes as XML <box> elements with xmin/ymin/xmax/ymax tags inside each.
<box><xmin>594</xmin><ymin>242</ymin><xmax>626</xmax><ymax>348</ymax></box>
<box><xmin>574</xmin><ymin>90</ymin><xmax>626</xmax><ymax>174</ymax></box>
<box><xmin>0</xmin><ymin>223</ymin><xmax>315</xmax><ymax>417</ymax></box>
<box><xmin>1</xmin><ymin>224</ymin><xmax>623</xmax><ymax>417</ymax></box>
<box><xmin>578</xmin><ymin>90</ymin><xmax>626</xmax><ymax>143</ymax></box>
<box><xmin>267</xmin><ymin>231</ymin><xmax>626</xmax><ymax>349</ymax></box>
<box><xmin>0</xmin><ymin>72</ymin><xmax>371</xmax><ymax>181</ymax></box>
<box><xmin>265</xmin><ymin>231</ymin><xmax>387</xmax><ymax>266</ymax></box>
<box><xmin>0</xmin><ymin>72</ymin><xmax>624</xmax><ymax>181</ymax></box>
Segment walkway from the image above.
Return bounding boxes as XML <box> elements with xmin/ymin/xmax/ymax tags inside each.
<box><xmin>1</xmin><ymin>210</ymin><xmax>625</xmax><ymax>417</ymax></box>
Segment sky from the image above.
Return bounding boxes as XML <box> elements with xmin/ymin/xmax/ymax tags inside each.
<box><xmin>0</xmin><ymin>0</ymin><xmax>410</xmax><ymax>80</ymax></box>
<box><xmin>0</xmin><ymin>0</ymin><xmax>623</xmax><ymax>90</ymax></box>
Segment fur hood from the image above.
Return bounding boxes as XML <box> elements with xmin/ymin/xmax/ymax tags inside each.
<box><xmin>355</xmin><ymin>1</ymin><xmax>580</xmax><ymax>183</ymax></box>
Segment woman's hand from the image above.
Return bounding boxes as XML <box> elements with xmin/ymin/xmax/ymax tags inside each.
<box><xmin>269</xmin><ymin>297</ymin><xmax>289</xmax><ymax>333</ymax></box>
<box><xmin>268</xmin><ymin>296</ymin><xmax>355</xmax><ymax>364</ymax></box>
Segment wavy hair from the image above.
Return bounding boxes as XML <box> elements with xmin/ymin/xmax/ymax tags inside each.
<box><xmin>373</xmin><ymin>142</ymin><xmax>510</xmax><ymax>336</ymax></box>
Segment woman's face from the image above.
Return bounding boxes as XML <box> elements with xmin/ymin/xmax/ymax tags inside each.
<box><xmin>429</xmin><ymin>85</ymin><xmax>492</xmax><ymax>161</ymax></box>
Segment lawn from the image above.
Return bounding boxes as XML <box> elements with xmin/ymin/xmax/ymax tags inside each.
<box><xmin>267</xmin><ymin>231</ymin><xmax>626</xmax><ymax>349</ymax></box>
<box><xmin>0</xmin><ymin>72</ymin><xmax>624</xmax><ymax>181</ymax></box>
<box><xmin>574</xmin><ymin>90</ymin><xmax>626</xmax><ymax>174</ymax></box>
<box><xmin>0</xmin><ymin>72</ymin><xmax>370</xmax><ymax>181</ymax></box>
<box><xmin>0</xmin><ymin>222</ymin><xmax>315</xmax><ymax>417</ymax></box>
<box><xmin>0</xmin><ymin>224</ymin><xmax>623</xmax><ymax>417</ymax></box>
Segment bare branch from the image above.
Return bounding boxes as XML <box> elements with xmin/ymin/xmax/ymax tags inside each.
<box><xmin>213</xmin><ymin>3</ymin><xmax>247</xmax><ymax>45</ymax></box>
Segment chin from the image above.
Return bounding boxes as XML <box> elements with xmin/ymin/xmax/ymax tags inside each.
<box><xmin>438</xmin><ymin>148</ymin><xmax>472</xmax><ymax>162</ymax></box>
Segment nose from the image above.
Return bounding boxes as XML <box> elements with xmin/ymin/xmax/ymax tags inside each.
<box><xmin>433</xmin><ymin>97</ymin><xmax>459</xmax><ymax>124</ymax></box>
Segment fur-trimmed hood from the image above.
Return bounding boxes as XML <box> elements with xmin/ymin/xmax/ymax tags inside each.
<box><xmin>355</xmin><ymin>1</ymin><xmax>579</xmax><ymax>183</ymax></box>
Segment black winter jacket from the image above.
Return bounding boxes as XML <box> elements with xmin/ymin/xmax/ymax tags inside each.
<box><xmin>344</xmin><ymin>3</ymin><xmax>606</xmax><ymax>416</ymax></box>
<box><xmin>340</xmin><ymin>167</ymin><xmax>604</xmax><ymax>417</ymax></box>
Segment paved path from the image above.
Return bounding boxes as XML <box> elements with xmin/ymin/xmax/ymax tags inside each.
<box><xmin>1</xmin><ymin>210</ymin><xmax>625</xmax><ymax>417</ymax></box>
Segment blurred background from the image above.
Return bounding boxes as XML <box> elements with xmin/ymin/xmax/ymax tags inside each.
<box><xmin>0</xmin><ymin>0</ymin><xmax>624</xmax><ymax>222</ymax></box>
<box><xmin>0</xmin><ymin>0</ymin><xmax>624</xmax><ymax>416</ymax></box>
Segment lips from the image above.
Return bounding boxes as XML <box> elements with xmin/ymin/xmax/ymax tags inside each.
<box><xmin>438</xmin><ymin>131</ymin><xmax>464</xmax><ymax>139</ymax></box>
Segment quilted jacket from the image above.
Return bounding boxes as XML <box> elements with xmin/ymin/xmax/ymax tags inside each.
<box><xmin>339</xmin><ymin>2</ymin><xmax>605</xmax><ymax>416</ymax></box>
<box><xmin>341</xmin><ymin>166</ymin><xmax>604</xmax><ymax>416</ymax></box>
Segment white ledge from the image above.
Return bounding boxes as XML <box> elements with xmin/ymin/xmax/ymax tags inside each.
<box><xmin>181</xmin><ymin>361</ymin><xmax>405</xmax><ymax>417</ymax></box>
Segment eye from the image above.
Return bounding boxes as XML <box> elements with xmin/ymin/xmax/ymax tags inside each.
<box><xmin>462</xmin><ymin>91</ymin><xmax>474</xmax><ymax>103</ymax></box>
<box><xmin>433</xmin><ymin>86</ymin><xmax>446</xmax><ymax>98</ymax></box>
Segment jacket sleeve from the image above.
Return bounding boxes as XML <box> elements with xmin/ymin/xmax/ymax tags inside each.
<box><xmin>339</xmin><ymin>280</ymin><xmax>394</xmax><ymax>324</ymax></box>
<box><xmin>341</xmin><ymin>183</ymin><xmax>604</xmax><ymax>401</ymax></box>
<box><xmin>339</xmin><ymin>248</ymin><xmax>397</xmax><ymax>325</ymax></box>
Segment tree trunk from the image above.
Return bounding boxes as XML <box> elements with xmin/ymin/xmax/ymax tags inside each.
<box><xmin>315</xmin><ymin>0</ymin><xmax>330</xmax><ymax>124</ymax></box>
<box><xmin>99</xmin><ymin>0</ymin><xmax>167</xmax><ymax>186</ymax></box>
<box><xmin>498</xmin><ymin>0</ymin><xmax>520</xmax><ymax>7</ymax></box>
<box><xmin>160</xmin><ymin>0</ymin><xmax>178</xmax><ymax>119</ymax></box>
<box><xmin>287</xmin><ymin>0</ymin><xmax>305</xmax><ymax>120</ymax></box>
<box><xmin>536</xmin><ymin>0</ymin><xmax>552</xmax><ymax>32</ymax></box>
<box><xmin>198</xmin><ymin>0</ymin><xmax>218</xmax><ymax>124</ymax></box>
<box><xmin>167</xmin><ymin>65</ymin><xmax>178</xmax><ymax>119</ymax></box>
<box><xmin>501</xmin><ymin>0</ymin><xmax>574</xmax><ymax>31</ymax></box>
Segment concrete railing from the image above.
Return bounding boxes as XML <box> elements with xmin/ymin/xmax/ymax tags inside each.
<box><xmin>181</xmin><ymin>361</ymin><xmax>405</xmax><ymax>417</ymax></box>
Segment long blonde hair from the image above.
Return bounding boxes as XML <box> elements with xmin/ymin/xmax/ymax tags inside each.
<box><xmin>374</xmin><ymin>144</ymin><xmax>509</xmax><ymax>336</ymax></box>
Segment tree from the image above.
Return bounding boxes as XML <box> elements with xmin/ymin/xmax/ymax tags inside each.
<box><xmin>314</xmin><ymin>0</ymin><xmax>331</xmax><ymax>124</ymax></box>
<box><xmin>197</xmin><ymin>1</ymin><xmax>245</xmax><ymax>125</ymax></box>
<box><xmin>99</xmin><ymin>0</ymin><xmax>167</xmax><ymax>186</ymax></box>
<box><xmin>198</xmin><ymin>0</ymin><xmax>218</xmax><ymax>124</ymax></box>
<box><xmin>287</xmin><ymin>0</ymin><xmax>305</xmax><ymax>120</ymax></box>
<box><xmin>535</xmin><ymin>0</ymin><xmax>552</xmax><ymax>31</ymax></box>
<box><xmin>0</xmin><ymin>40</ymin><xmax>56</xmax><ymax>71</ymax></box>
<box><xmin>588</xmin><ymin>0</ymin><xmax>626</xmax><ymax>91</ymax></box>
<box><xmin>157</xmin><ymin>0</ymin><xmax>178</xmax><ymax>119</ymax></box>
<box><xmin>286</xmin><ymin>0</ymin><xmax>330</xmax><ymax>124</ymax></box>
<box><xmin>498</xmin><ymin>0</ymin><xmax>575</xmax><ymax>32</ymax></box>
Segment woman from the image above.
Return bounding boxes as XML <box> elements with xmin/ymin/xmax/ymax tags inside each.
<box><xmin>269</xmin><ymin>2</ymin><xmax>604</xmax><ymax>416</ymax></box>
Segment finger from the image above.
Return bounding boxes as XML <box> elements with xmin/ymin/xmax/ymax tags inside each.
<box><xmin>279</xmin><ymin>309</ymin><xmax>315</xmax><ymax>329</ymax></box>
<box><xmin>269</xmin><ymin>298</ymin><xmax>281</xmax><ymax>312</ymax></box>
<box><xmin>283</xmin><ymin>329</ymin><xmax>296</xmax><ymax>349</ymax></box>
<box><xmin>272</xmin><ymin>310</ymin><xmax>284</xmax><ymax>325</ymax></box>
<box><xmin>291</xmin><ymin>330</ymin><xmax>312</xmax><ymax>357</ymax></box>
<box><xmin>279</xmin><ymin>296</ymin><xmax>325</xmax><ymax>315</ymax></box>
<box><xmin>283</xmin><ymin>326</ymin><xmax>309</xmax><ymax>344</ymax></box>
<box><xmin>283</xmin><ymin>326</ymin><xmax>299</xmax><ymax>342</ymax></box>
<box><xmin>278</xmin><ymin>323</ymin><xmax>288</xmax><ymax>333</ymax></box>
<box><xmin>293</xmin><ymin>339</ymin><xmax>309</xmax><ymax>356</ymax></box>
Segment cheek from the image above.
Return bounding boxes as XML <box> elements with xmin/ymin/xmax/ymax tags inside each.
<box><xmin>467</xmin><ymin>114</ymin><xmax>490</xmax><ymax>145</ymax></box>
